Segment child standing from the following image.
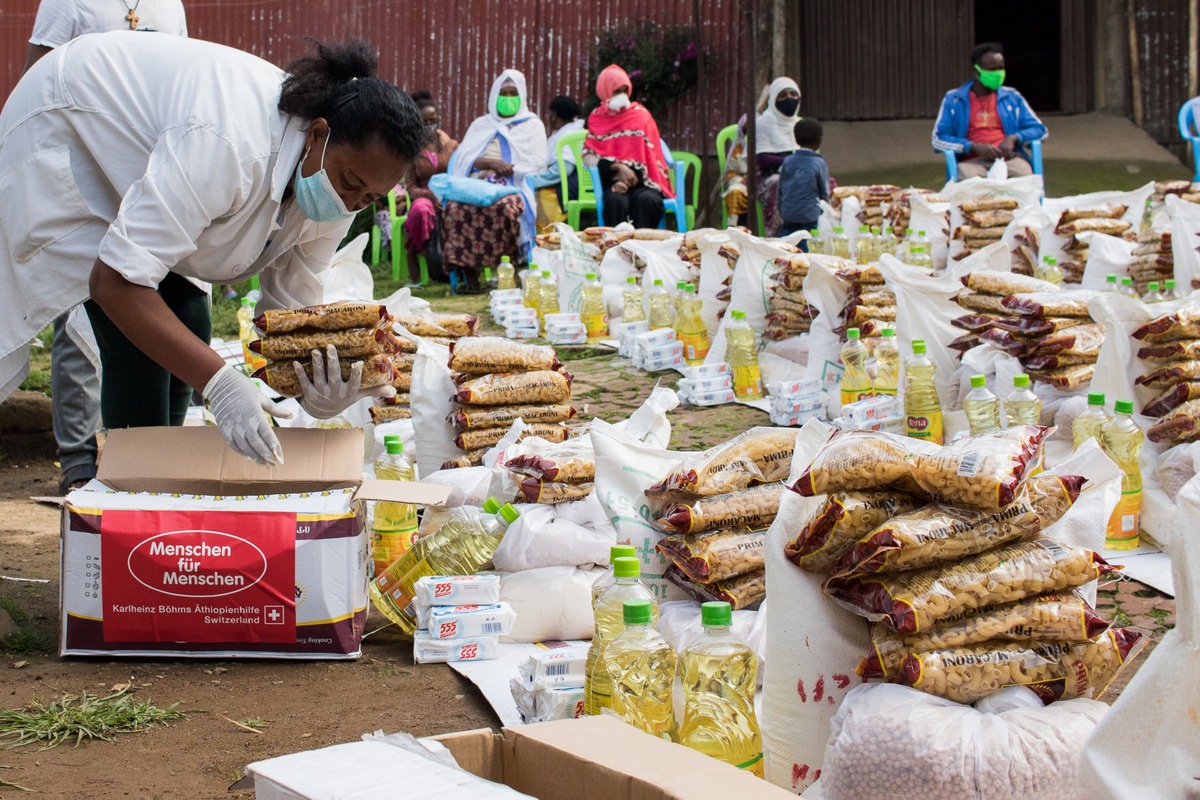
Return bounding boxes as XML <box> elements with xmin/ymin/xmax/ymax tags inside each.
<box><xmin>777</xmin><ymin>119</ymin><xmax>829</xmax><ymax>243</ymax></box>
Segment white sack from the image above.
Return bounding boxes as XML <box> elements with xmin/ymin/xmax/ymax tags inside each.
<box><xmin>1039</xmin><ymin>184</ymin><xmax>1153</xmax><ymax>267</ymax></box>
<box><xmin>1080</xmin><ymin>232</ymin><xmax>1135</xmax><ymax>290</ymax></box>
<box><xmin>497</xmin><ymin>566</ymin><xmax>602</xmax><ymax>643</ymax></box>
<box><xmin>1167</xmin><ymin>193</ymin><xmax>1200</xmax><ymax>290</ymax></box>
<box><xmin>943</xmin><ymin>174</ymin><xmax>1044</xmax><ymax>262</ymax></box>
<box><xmin>410</xmin><ymin>337</ymin><xmax>456</xmax><ymax>477</ymax></box>
<box><xmin>908</xmin><ymin>193</ymin><xmax>951</xmax><ymax>271</ymax></box>
<box><xmin>491</xmin><ymin>503</ymin><xmax>616</xmax><ymax>572</ymax></box>
<box><xmin>550</xmin><ymin>223</ymin><xmax>599</xmax><ymax>313</ymax></box>
<box><xmin>698</xmin><ymin>232</ymin><xmax>735</xmax><ymax>335</ymax></box>
<box><xmin>656</xmin><ymin>599</ymin><xmax>767</xmax><ymax>687</ymax></box>
<box><xmin>321</xmin><ymin>232</ymin><xmax>374</xmax><ymax>303</ymax></box>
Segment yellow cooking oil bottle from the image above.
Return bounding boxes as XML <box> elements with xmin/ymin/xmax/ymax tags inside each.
<box><xmin>538</xmin><ymin>270</ymin><xmax>560</xmax><ymax>325</ymax></box>
<box><xmin>903</xmin><ymin>339</ymin><xmax>943</xmax><ymax>444</ymax></box>
<box><xmin>370</xmin><ymin>498</ymin><xmax>518</xmax><ymax>635</ymax></box>
<box><xmin>371</xmin><ymin>435</ymin><xmax>418</xmax><ymax>576</ymax></box>
<box><xmin>648</xmin><ymin>279</ymin><xmax>674</xmax><ymax>330</ymax></box>
<box><xmin>872</xmin><ymin>327</ymin><xmax>899</xmax><ymax>396</ymax></box>
<box><xmin>839</xmin><ymin>328</ymin><xmax>872</xmax><ymax>408</ymax></box>
<box><xmin>675</xmin><ymin>284</ymin><xmax>710</xmax><ymax>365</ymax></box>
<box><xmin>678</xmin><ymin>601</ymin><xmax>763</xmax><ymax>777</ymax></box>
<box><xmin>726</xmin><ymin>310</ymin><xmax>763</xmax><ymax>400</ymax></box>
<box><xmin>1073</xmin><ymin>392</ymin><xmax>1110</xmax><ymax>450</ymax></box>
<box><xmin>604</xmin><ymin>598</ymin><xmax>678</xmax><ymax>741</ymax></box>
<box><xmin>584</xmin><ymin>557</ymin><xmax>658</xmax><ymax>716</ymax></box>
<box><xmin>1102</xmin><ymin>400</ymin><xmax>1144</xmax><ymax>550</ymax></box>
<box><xmin>963</xmin><ymin>374</ymin><xmax>1001</xmax><ymax>436</ymax></box>
<box><xmin>591</xmin><ymin>544</ymin><xmax>639</xmax><ymax>604</ymax></box>
<box><xmin>521</xmin><ymin>263</ymin><xmax>540</xmax><ymax>309</ymax></box>
<box><xmin>238</xmin><ymin>297</ymin><xmax>267</xmax><ymax>373</ymax></box>
<box><xmin>497</xmin><ymin>255</ymin><xmax>516</xmax><ymax>290</ymax></box>
<box><xmin>622</xmin><ymin>276</ymin><xmax>646</xmax><ymax>323</ymax></box>
<box><xmin>582</xmin><ymin>272</ymin><xmax>608</xmax><ymax>342</ymax></box>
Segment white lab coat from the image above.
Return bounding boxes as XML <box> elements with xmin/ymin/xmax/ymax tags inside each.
<box><xmin>0</xmin><ymin>32</ymin><xmax>348</xmax><ymax>400</ymax></box>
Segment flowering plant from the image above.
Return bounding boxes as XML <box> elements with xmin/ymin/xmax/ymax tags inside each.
<box><xmin>584</xmin><ymin>20</ymin><xmax>711</xmax><ymax>113</ymax></box>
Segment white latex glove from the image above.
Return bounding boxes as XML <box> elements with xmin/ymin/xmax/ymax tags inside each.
<box><xmin>294</xmin><ymin>344</ymin><xmax>396</xmax><ymax>419</ymax></box>
<box><xmin>204</xmin><ymin>365</ymin><xmax>292</xmax><ymax>466</ymax></box>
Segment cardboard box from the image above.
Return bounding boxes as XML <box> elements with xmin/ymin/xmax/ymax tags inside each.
<box><xmin>238</xmin><ymin>716</ymin><xmax>800</xmax><ymax>800</ymax></box>
<box><xmin>60</xmin><ymin>427</ymin><xmax>449</xmax><ymax>659</ymax></box>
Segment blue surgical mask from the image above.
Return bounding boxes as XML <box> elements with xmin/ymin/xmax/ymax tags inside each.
<box><xmin>293</xmin><ymin>131</ymin><xmax>356</xmax><ymax>223</ymax></box>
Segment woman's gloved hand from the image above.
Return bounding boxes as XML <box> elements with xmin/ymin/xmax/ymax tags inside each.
<box><xmin>204</xmin><ymin>365</ymin><xmax>292</xmax><ymax>465</ymax></box>
<box><xmin>294</xmin><ymin>344</ymin><xmax>396</xmax><ymax>419</ymax></box>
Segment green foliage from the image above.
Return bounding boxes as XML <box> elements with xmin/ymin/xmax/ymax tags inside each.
<box><xmin>0</xmin><ymin>689</ymin><xmax>186</xmax><ymax>750</ymax></box>
<box><xmin>585</xmin><ymin>20</ymin><xmax>710</xmax><ymax>114</ymax></box>
<box><xmin>0</xmin><ymin>598</ymin><xmax>50</xmax><ymax>656</ymax></box>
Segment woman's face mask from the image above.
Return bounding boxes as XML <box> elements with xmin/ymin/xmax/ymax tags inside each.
<box><xmin>775</xmin><ymin>96</ymin><xmax>800</xmax><ymax>117</ymax></box>
<box><xmin>496</xmin><ymin>94</ymin><xmax>521</xmax><ymax>117</ymax></box>
<box><xmin>608</xmin><ymin>93</ymin><xmax>631</xmax><ymax>112</ymax></box>
<box><xmin>293</xmin><ymin>130</ymin><xmax>355</xmax><ymax>223</ymax></box>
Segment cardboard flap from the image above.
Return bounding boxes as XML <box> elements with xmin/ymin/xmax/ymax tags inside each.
<box><xmin>354</xmin><ymin>480</ymin><xmax>453</xmax><ymax>507</ymax></box>
<box><xmin>430</xmin><ymin>729</ymin><xmax>507</xmax><ymax>784</ymax></box>
<box><xmin>98</xmin><ymin>427</ymin><xmax>363</xmax><ymax>495</ymax></box>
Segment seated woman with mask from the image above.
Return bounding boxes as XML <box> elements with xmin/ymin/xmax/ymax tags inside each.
<box><xmin>442</xmin><ymin>69</ymin><xmax>547</xmax><ymax>292</ymax></box>
<box><xmin>722</xmin><ymin>77</ymin><xmax>802</xmax><ymax>235</ymax></box>
<box><xmin>527</xmin><ymin>95</ymin><xmax>585</xmax><ymax>228</ymax></box>
<box><xmin>583</xmin><ymin>65</ymin><xmax>674</xmax><ymax>229</ymax></box>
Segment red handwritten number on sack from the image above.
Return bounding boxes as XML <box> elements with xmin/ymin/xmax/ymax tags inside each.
<box><xmin>792</xmin><ymin>764</ymin><xmax>821</xmax><ymax>788</ymax></box>
<box><xmin>797</xmin><ymin>674</ymin><xmax>857</xmax><ymax>704</ymax></box>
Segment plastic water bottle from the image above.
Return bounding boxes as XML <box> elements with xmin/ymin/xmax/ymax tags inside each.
<box><xmin>1073</xmin><ymin>392</ymin><xmax>1110</xmax><ymax>450</ymax></box>
<box><xmin>726</xmin><ymin>310</ymin><xmax>763</xmax><ymax>400</ymax></box>
<box><xmin>372</xmin><ymin>436</ymin><xmax>418</xmax><ymax>576</ymax></box>
<box><xmin>538</xmin><ymin>270</ymin><xmax>560</xmax><ymax>325</ymax></box>
<box><xmin>1105</xmin><ymin>274</ymin><xmax>1119</xmax><ymax>293</ymax></box>
<box><xmin>497</xmin><ymin>255</ymin><xmax>516</xmax><ymax>290</ymax></box>
<box><xmin>591</xmin><ymin>544</ymin><xmax>640</xmax><ymax>604</ymax></box>
<box><xmin>808</xmin><ymin>229</ymin><xmax>824</xmax><ymax>255</ymax></box>
<box><xmin>964</xmin><ymin>374</ymin><xmax>1002</xmax><ymax>436</ymax></box>
<box><xmin>582</xmin><ymin>272</ymin><xmax>608</xmax><ymax>342</ymax></box>
<box><xmin>522</xmin><ymin>263</ymin><xmax>540</xmax><ymax>310</ymax></box>
<box><xmin>648</xmin><ymin>279</ymin><xmax>674</xmax><ymax>330</ymax></box>
<box><xmin>1005</xmin><ymin>373</ymin><xmax>1042</xmax><ymax>427</ymax></box>
<box><xmin>679</xmin><ymin>601</ymin><xmax>763</xmax><ymax>776</ymax></box>
<box><xmin>675</xmin><ymin>285</ymin><xmax>710</xmax><ymax>365</ymax></box>
<box><xmin>674</xmin><ymin>281</ymin><xmax>689</xmax><ymax>321</ymax></box>
<box><xmin>873</xmin><ymin>327</ymin><xmax>900</xmax><ymax>396</ymax></box>
<box><xmin>237</xmin><ymin>297</ymin><xmax>267</xmax><ymax>372</ymax></box>
<box><xmin>875</xmin><ymin>227</ymin><xmax>895</xmax><ymax>259</ymax></box>
<box><xmin>1102</xmin><ymin>401</ymin><xmax>1144</xmax><ymax>550</ymax></box>
<box><xmin>900</xmin><ymin>227</ymin><xmax>916</xmax><ymax>261</ymax></box>
<box><xmin>839</xmin><ymin>328</ymin><xmax>872</xmax><ymax>409</ymax></box>
<box><xmin>1036</xmin><ymin>256</ymin><xmax>1063</xmax><ymax>285</ymax></box>
<box><xmin>1144</xmin><ymin>281</ymin><xmax>1164</xmax><ymax>302</ymax></box>
<box><xmin>1163</xmin><ymin>279</ymin><xmax>1181</xmax><ymax>300</ymax></box>
<box><xmin>585</xmin><ymin>557</ymin><xmax>659</xmax><ymax>716</ymax></box>
<box><xmin>907</xmin><ymin>229</ymin><xmax>933</xmax><ymax>269</ymax></box>
<box><xmin>829</xmin><ymin>226</ymin><xmax>850</xmax><ymax>258</ymax></box>
<box><xmin>855</xmin><ymin>225</ymin><xmax>874</xmax><ymax>265</ymax></box>
<box><xmin>371</xmin><ymin>498</ymin><xmax>519</xmax><ymax>635</ymax></box>
<box><xmin>605</xmin><ymin>599</ymin><xmax>678</xmax><ymax>740</ymax></box>
<box><xmin>622</xmin><ymin>276</ymin><xmax>646</xmax><ymax>323</ymax></box>
<box><xmin>903</xmin><ymin>339</ymin><xmax>943</xmax><ymax>444</ymax></box>
<box><xmin>1119</xmin><ymin>276</ymin><xmax>1139</xmax><ymax>298</ymax></box>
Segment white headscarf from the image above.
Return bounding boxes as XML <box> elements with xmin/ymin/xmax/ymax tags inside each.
<box><xmin>755</xmin><ymin>77</ymin><xmax>802</xmax><ymax>154</ymax></box>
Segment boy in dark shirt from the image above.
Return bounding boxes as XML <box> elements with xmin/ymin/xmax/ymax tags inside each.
<box><xmin>777</xmin><ymin>119</ymin><xmax>830</xmax><ymax>243</ymax></box>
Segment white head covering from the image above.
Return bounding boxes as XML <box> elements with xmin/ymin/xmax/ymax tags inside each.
<box><xmin>755</xmin><ymin>77</ymin><xmax>802</xmax><ymax>153</ymax></box>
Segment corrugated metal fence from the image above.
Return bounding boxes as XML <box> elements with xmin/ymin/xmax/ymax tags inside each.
<box><xmin>0</xmin><ymin>0</ymin><xmax>747</xmax><ymax>157</ymax></box>
<box><xmin>1131</xmin><ymin>0</ymin><xmax>1192</xmax><ymax>152</ymax></box>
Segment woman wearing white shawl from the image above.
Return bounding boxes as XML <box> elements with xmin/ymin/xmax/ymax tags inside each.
<box><xmin>722</xmin><ymin>77</ymin><xmax>802</xmax><ymax>235</ymax></box>
<box><xmin>443</xmin><ymin>69</ymin><xmax>547</xmax><ymax>291</ymax></box>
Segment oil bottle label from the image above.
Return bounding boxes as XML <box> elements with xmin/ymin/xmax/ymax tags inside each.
<box><xmin>1106</xmin><ymin>490</ymin><xmax>1142</xmax><ymax>543</ymax></box>
<box><xmin>583</xmin><ymin>313</ymin><xmax>607</xmax><ymax>339</ymax></box>
<box><xmin>679</xmin><ymin>330</ymin><xmax>710</xmax><ymax>361</ymax></box>
<box><xmin>841</xmin><ymin>387</ymin><xmax>875</xmax><ymax>407</ymax></box>
<box><xmin>733</xmin><ymin>366</ymin><xmax>762</xmax><ymax>398</ymax></box>
<box><xmin>906</xmin><ymin>411</ymin><xmax>944</xmax><ymax>445</ymax></box>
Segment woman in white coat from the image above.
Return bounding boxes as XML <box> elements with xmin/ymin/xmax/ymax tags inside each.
<box><xmin>0</xmin><ymin>33</ymin><xmax>425</xmax><ymax>465</ymax></box>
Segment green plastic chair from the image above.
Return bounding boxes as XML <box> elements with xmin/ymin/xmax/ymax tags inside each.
<box><xmin>557</xmin><ymin>130</ymin><xmax>596</xmax><ymax>230</ymax></box>
<box><xmin>714</xmin><ymin>122</ymin><xmax>765</xmax><ymax>235</ymax></box>
<box><xmin>370</xmin><ymin>190</ymin><xmax>429</xmax><ymax>285</ymax></box>
<box><xmin>673</xmin><ymin>151</ymin><xmax>703</xmax><ymax>230</ymax></box>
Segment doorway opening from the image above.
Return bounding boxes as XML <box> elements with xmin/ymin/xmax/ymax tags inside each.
<box><xmin>975</xmin><ymin>0</ymin><xmax>1061</xmax><ymax>112</ymax></box>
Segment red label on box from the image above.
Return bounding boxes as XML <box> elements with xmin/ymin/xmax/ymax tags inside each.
<box><xmin>99</xmin><ymin>510</ymin><xmax>296</xmax><ymax>643</ymax></box>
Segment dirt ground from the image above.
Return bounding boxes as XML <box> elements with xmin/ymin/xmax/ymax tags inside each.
<box><xmin>0</xmin><ymin>292</ymin><xmax>1177</xmax><ymax>798</ymax></box>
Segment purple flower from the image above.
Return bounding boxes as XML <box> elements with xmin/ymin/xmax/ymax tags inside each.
<box><xmin>629</xmin><ymin>69</ymin><xmax>643</xmax><ymax>81</ymax></box>
<box><xmin>680</xmin><ymin>41</ymin><xmax>696</xmax><ymax>59</ymax></box>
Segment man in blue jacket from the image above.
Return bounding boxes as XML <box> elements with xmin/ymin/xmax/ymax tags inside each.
<box><xmin>932</xmin><ymin>42</ymin><xmax>1047</xmax><ymax>179</ymax></box>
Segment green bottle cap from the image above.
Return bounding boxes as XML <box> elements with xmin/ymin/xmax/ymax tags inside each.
<box><xmin>501</xmin><ymin>255</ymin><xmax>511</xmax><ymax>263</ymax></box>
<box><xmin>542</xmin><ymin>270</ymin><xmax>551</xmax><ymax>278</ymax></box>
<box><xmin>683</xmin><ymin>284</ymin><xmax>696</xmax><ymax>293</ymax></box>
<box><xmin>809</xmin><ymin>229</ymin><xmax>819</xmax><ymax>236</ymax></box>
<box><xmin>676</xmin><ymin>281</ymin><xmax>687</xmax><ymax>290</ymax></box>
<box><xmin>627</xmin><ymin>275</ymin><xmax>638</xmax><ymax>285</ymax></box>
<box><xmin>882</xmin><ymin>328</ymin><xmax>895</xmax><ymax>337</ymax></box>
<box><xmin>1043</xmin><ymin>256</ymin><xmax>1057</xmax><ymax>266</ymax></box>
<box><xmin>241</xmin><ymin>297</ymin><xmax>253</xmax><ymax>306</ymax></box>
<box><xmin>385</xmin><ymin>440</ymin><xmax>403</xmax><ymax>455</ymax></box>
<box><xmin>847</xmin><ymin>328</ymin><xmax>861</xmax><ymax>339</ymax></box>
<box><xmin>731</xmin><ymin>310</ymin><xmax>746</xmax><ymax>320</ymax></box>
<box><xmin>482</xmin><ymin>497</ymin><xmax>501</xmax><ymax>515</ymax></box>
<box><xmin>1114</xmin><ymin>400</ymin><xmax>1134</xmax><ymax>414</ymax></box>
<box><xmin>912</xmin><ymin>339</ymin><xmax>927</xmax><ymax>354</ymax></box>
<box><xmin>483</xmin><ymin>268</ymin><xmax>492</xmax><ymax>280</ymax></box>
<box><xmin>610</xmin><ymin>544</ymin><xmax>637</xmax><ymax>561</ymax></box>
<box><xmin>1148</xmin><ymin>282</ymin><xmax>1160</xmax><ymax>292</ymax></box>
<box><xmin>918</xmin><ymin>230</ymin><xmax>927</xmax><ymax>236</ymax></box>
<box><xmin>623</xmin><ymin>599</ymin><xmax>653</xmax><ymax>625</ymax></box>
<box><xmin>654</xmin><ymin>279</ymin><xmax>664</xmax><ymax>286</ymax></box>
<box><xmin>700</xmin><ymin>601</ymin><xmax>733</xmax><ymax>627</ymax></box>
<box><xmin>1088</xmin><ymin>392</ymin><xmax>1106</xmax><ymax>406</ymax></box>
<box><xmin>833</xmin><ymin>226</ymin><xmax>844</xmax><ymax>233</ymax></box>
<box><xmin>498</xmin><ymin>503</ymin><xmax>520</xmax><ymax>524</ymax></box>
<box><xmin>1107</xmin><ymin>274</ymin><xmax>1118</xmax><ymax>284</ymax></box>
<box><xmin>906</xmin><ymin>228</ymin><xmax>914</xmax><ymax>235</ymax></box>
<box><xmin>858</xmin><ymin>225</ymin><xmax>869</xmax><ymax>233</ymax></box>
<box><xmin>910</xmin><ymin>245</ymin><xmax>926</xmax><ymax>253</ymax></box>
<box><xmin>613</xmin><ymin>556</ymin><xmax>640</xmax><ymax>579</ymax></box>
<box><xmin>1014</xmin><ymin>374</ymin><xmax>1030</xmax><ymax>388</ymax></box>
<box><xmin>970</xmin><ymin>374</ymin><xmax>987</xmax><ymax>388</ymax></box>
<box><xmin>1121</xmin><ymin>276</ymin><xmax>1133</xmax><ymax>286</ymax></box>
<box><xmin>586</xmin><ymin>272</ymin><xmax>597</xmax><ymax>280</ymax></box>
<box><xmin>1166</xmin><ymin>279</ymin><xmax>1177</xmax><ymax>289</ymax></box>
<box><xmin>384</xmin><ymin>434</ymin><xmax>400</xmax><ymax>443</ymax></box>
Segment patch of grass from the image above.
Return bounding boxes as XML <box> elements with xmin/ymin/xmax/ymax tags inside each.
<box><xmin>1133</xmin><ymin>588</ymin><xmax>1161</xmax><ymax>599</ymax></box>
<box><xmin>557</xmin><ymin>347</ymin><xmax>612</xmax><ymax>362</ymax></box>
<box><xmin>18</xmin><ymin>326</ymin><xmax>53</xmax><ymax>398</ymax></box>
<box><xmin>1109</xmin><ymin>607</ymin><xmax>1132</xmax><ymax>628</ymax></box>
<box><xmin>0</xmin><ymin>599</ymin><xmax>50</xmax><ymax>657</ymax></box>
<box><xmin>0</xmin><ymin>689</ymin><xmax>186</xmax><ymax>750</ymax></box>
<box><xmin>1147</xmin><ymin>607</ymin><xmax>1173</xmax><ymax>621</ymax></box>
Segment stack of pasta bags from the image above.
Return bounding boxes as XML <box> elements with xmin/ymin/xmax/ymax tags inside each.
<box><xmin>1130</xmin><ymin>228</ymin><xmax>1174</xmax><ymax>295</ymax></box>
<box><xmin>378</xmin><ymin>313</ymin><xmax>480</xmax><ymax>423</ymax></box>
<box><xmin>504</xmin><ymin>443</ymin><xmax>595</xmax><ymax>506</ymax></box>
<box><xmin>648</xmin><ymin>428</ymin><xmax>797</xmax><ymax>611</ymax></box>
<box><xmin>1053</xmin><ymin>203</ymin><xmax>1132</xmax><ymax>284</ymax></box>
<box><xmin>250</xmin><ymin>302</ymin><xmax>404</xmax><ymax>404</ymax></box>
<box><xmin>710</xmin><ymin>239</ymin><xmax>741</xmax><ymax>324</ymax></box>
<box><xmin>765</xmin><ymin>253</ymin><xmax>819</xmax><ymax>341</ymax></box>
<box><xmin>951</xmin><ymin>197</ymin><xmax>1017</xmax><ymax>262</ymax></box>
<box><xmin>830</xmin><ymin>184</ymin><xmax>901</xmax><ymax>232</ymax></box>
<box><xmin>1008</xmin><ymin>222</ymin><xmax>1040</xmax><ymax>276</ymax></box>
<box><xmin>1144</xmin><ymin>179</ymin><xmax>1199</xmax><ymax>223</ymax></box>
<box><xmin>836</xmin><ymin>264</ymin><xmax>895</xmax><ymax>344</ymax></box>
<box><xmin>787</xmin><ymin>425</ymin><xmax>1146</xmax><ymax>706</ymax></box>
<box><xmin>443</xmin><ymin>338</ymin><xmax>574</xmax><ymax>469</ymax></box>
<box><xmin>883</xmin><ymin>188</ymin><xmax>943</xmax><ymax>247</ymax></box>
<box><xmin>1134</xmin><ymin>307</ymin><xmax>1200</xmax><ymax>446</ymax></box>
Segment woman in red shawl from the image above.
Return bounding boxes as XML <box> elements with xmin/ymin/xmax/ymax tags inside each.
<box><xmin>584</xmin><ymin>65</ymin><xmax>675</xmax><ymax>229</ymax></box>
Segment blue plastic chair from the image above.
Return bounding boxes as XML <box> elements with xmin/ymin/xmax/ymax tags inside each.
<box><xmin>589</xmin><ymin>138</ymin><xmax>688</xmax><ymax>233</ymax></box>
<box><xmin>1178</xmin><ymin>100</ymin><xmax>1200</xmax><ymax>181</ymax></box>
<box><xmin>941</xmin><ymin>139</ymin><xmax>1044</xmax><ymax>183</ymax></box>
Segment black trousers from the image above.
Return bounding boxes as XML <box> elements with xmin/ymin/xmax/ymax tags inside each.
<box><xmin>598</xmin><ymin>160</ymin><xmax>664</xmax><ymax>228</ymax></box>
<box><xmin>84</xmin><ymin>272</ymin><xmax>212</xmax><ymax>429</ymax></box>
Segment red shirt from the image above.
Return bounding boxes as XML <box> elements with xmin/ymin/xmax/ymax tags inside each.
<box><xmin>967</xmin><ymin>91</ymin><xmax>1006</xmax><ymax>147</ymax></box>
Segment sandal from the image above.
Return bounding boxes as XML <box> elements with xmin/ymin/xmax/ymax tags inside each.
<box><xmin>58</xmin><ymin>465</ymin><xmax>97</xmax><ymax>496</ymax></box>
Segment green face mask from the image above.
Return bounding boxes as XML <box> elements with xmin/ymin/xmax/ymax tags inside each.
<box><xmin>496</xmin><ymin>95</ymin><xmax>521</xmax><ymax>118</ymax></box>
<box><xmin>974</xmin><ymin>65</ymin><xmax>1006</xmax><ymax>91</ymax></box>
